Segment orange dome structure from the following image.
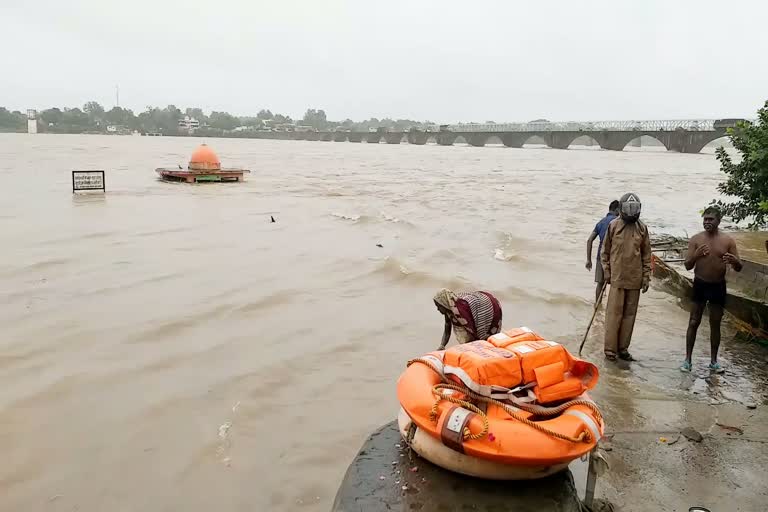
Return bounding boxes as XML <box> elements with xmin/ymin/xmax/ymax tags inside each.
<box><xmin>188</xmin><ymin>144</ymin><xmax>221</xmax><ymax>171</ymax></box>
<box><xmin>155</xmin><ymin>144</ymin><xmax>250</xmax><ymax>183</ymax></box>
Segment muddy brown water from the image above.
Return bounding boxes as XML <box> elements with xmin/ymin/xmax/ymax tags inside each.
<box><xmin>1</xmin><ymin>134</ymin><xmax>766</xmax><ymax>511</ymax></box>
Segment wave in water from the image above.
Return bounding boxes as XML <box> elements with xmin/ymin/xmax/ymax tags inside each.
<box><xmin>368</xmin><ymin>257</ymin><xmax>470</xmax><ymax>289</ymax></box>
<box><xmin>330</xmin><ymin>212</ymin><xmax>364</xmax><ymax>222</ymax></box>
<box><xmin>331</xmin><ymin>211</ymin><xmax>415</xmax><ymax>227</ymax></box>
<box><xmin>493</xmin><ymin>248</ymin><xmax>522</xmax><ymax>262</ymax></box>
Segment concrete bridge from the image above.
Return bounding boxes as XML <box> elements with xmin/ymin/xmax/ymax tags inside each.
<box><xmin>285</xmin><ymin>127</ymin><xmax>729</xmax><ymax>153</ymax></box>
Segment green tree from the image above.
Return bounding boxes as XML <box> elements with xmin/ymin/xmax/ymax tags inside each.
<box><xmin>710</xmin><ymin>100</ymin><xmax>768</xmax><ymax>228</ymax></box>
<box><xmin>40</xmin><ymin>107</ymin><xmax>64</xmax><ymax>126</ymax></box>
<box><xmin>302</xmin><ymin>108</ymin><xmax>327</xmax><ymax>129</ymax></box>
<box><xmin>104</xmin><ymin>107</ymin><xmax>137</xmax><ymax>129</ymax></box>
<box><xmin>62</xmin><ymin>108</ymin><xmax>90</xmax><ymax>128</ymax></box>
<box><xmin>83</xmin><ymin>101</ymin><xmax>105</xmax><ymax>119</ymax></box>
<box><xmin>209</xmin><ymin>111</ymin><xmax>240</xmax><ymax>131</ymax></box>
<box><xmin>185</xmin><ymin>107</ymin><xmax>207</xmax><ymax>124</ymax></box>
<box><xmin>137</xmin><ymin>105</ymin><xmax>182</xmax><ymax>134</ymax></box>
<box><xmin>240</xmin><ymin>116</ymin><xmax>263</xmax><ymax>128</ymax></box>
<box><xmin>273</xmin><ymin>113</ymin><xmax>292</xmax><ymax>124</ymax></box>
<box><xmin>0</xmin><ymin>107</ymin><xmax>25</xmax><ymax>131</ymax></box>
<box><xmin>257</xmin><ymin>109</ymin><xmax>273</xmax><ymax>120</ymax></box>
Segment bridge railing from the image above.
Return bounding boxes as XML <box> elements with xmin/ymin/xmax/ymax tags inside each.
<box><xmin>448</xmin><ymin>120</ymin><xmax>720</xmax><ymax>132</ymax></box>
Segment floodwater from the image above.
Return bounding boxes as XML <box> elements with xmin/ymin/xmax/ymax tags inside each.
<box><xmin>1</xmin><ymin>134</ymin><xmax>766</xmax><ymax>512</ymax></box>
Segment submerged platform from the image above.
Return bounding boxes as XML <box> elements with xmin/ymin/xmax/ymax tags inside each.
<box><xmin>155</xmin><ymin>168</ymin><xmax>250</xmax><ymax>183</ymax></box>
<box><xmin>332</xmin><ymin>421</ymin><xmax>583</xmax><ymax>512</ymax></box>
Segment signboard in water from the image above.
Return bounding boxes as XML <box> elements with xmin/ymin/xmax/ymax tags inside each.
<box><xmin>72</xmin><ymin>170</ymin><xmax>105</xmax><ymax>193</ymax></box>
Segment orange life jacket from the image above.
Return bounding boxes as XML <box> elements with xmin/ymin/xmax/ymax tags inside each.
<box><xmin>437</xmin><ymin>328</ymin><xmax>599</xmax><ymax>405</ymax></box>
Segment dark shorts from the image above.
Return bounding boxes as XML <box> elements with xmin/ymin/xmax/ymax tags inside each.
<box><xmin>594</xmin><ymin>262</ymin><xmax>604</xmax><ymax>284</ymax></box>
<box><xmin>692</xmin><ymin>278</ymin><xmax>726</xmax><ymax>306</ymax></box>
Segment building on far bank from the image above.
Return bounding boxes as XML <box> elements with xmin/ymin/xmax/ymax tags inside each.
<box><xmin>27</xmin><ymin>109</ymin><xmax>38</xmax><ymax>134</ymax></box>
<box><xmin>178</xmin><ymin>116</ymin><xmax>200</xmax><ymax>134</ymax></box>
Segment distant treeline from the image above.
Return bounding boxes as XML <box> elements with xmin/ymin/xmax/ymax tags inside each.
<box><xmin>0</xmin><ymin>102</ymin><xmax>431</xmax><ymax>135</ymax></box>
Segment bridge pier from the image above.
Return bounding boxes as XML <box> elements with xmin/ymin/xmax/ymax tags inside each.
<box><xmin>468</xmin><ymin>134</ymin><xmax>488</xmax><ymax>147</ymax></box>
<box><xmin>547</xmin><ymin>132</ymin><xmax>572</xmax><ymax>150</ymax></box>
<box><xmin>333</xmin><ymin>132</ymin><xmax>347</xmax><ymax>142</ymax></box>
<box><xmin>365</xmin><ymin>133</ymin><xmax>381</xmax><ymax>144</ymax></box>
<box><xmin>500</xmin><ymin>133</ymin><xmax>526</xmax><ymax>148</ymax></box>
<box><xmin>384</xmin><ymin>133</ymin><xmax>403</xmax><ymax>144</ymax></box>
<box><xmin>408</xmin><ymin>132</ymin><xmax>428</xmax><ymax>145</ymax></box>
<box><xmin>348</xmin><ymin>133</ymin><xmax>363</xmax><ymax>143</ymax></box>
<box><xmin>437</xmin><ymin>133</ymin><xmax>457</xmax><ymax>146</ymax></box>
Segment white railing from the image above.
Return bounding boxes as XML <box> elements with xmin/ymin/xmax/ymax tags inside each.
<box><xmin>447</xmin><ymin>119</ymin><xmax>726</xmax><ymax>132</ymax></box>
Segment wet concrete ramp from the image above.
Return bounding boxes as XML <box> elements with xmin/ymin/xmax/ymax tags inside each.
<box><xmin>332</xmin><ymin>421</ymin><xmax>583</xmax><ymax>512</ymax></box>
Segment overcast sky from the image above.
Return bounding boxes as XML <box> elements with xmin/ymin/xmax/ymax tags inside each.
<box><xmin>2</xmin><ymin>0</ymin><xmax>766</xmax><ymax>123</ymax></box>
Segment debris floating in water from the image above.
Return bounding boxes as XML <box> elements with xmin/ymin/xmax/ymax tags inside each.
<box><xmin>218</xmin><ymin>422</ymin><xmax>231</xmax><ymax>439</ymax></box>
<box><xmin>271</xmin><ymin>216</ymin><xmax>276</xmax><ymax>223</ymax></box>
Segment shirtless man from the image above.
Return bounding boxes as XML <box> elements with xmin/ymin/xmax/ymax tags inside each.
<box><xmin>680</xmin><ymin>207</ymin><xmax>742</xmax><ymax>373</ymax></box>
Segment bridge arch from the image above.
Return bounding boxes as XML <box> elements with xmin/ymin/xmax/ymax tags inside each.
<box><xmin>466</xmin><ymin>133</ymin><xmax>500</xmax><ymax>147</ymax></box>
<box><xmin>453</xmin><ymin>135</ymin><xmax>469</xmax><ymax>145</ymax></box>
<box><xmin>622</xmin><ymin>134</ymin><xmax>669</xmax><ymax>151</ymax></box>
<box><xmin>522</xmin><ymin>134</ymin><xmax>548</xmax><ymax>146</ymax></box>
<box><xmin>700</xmin><ymin>136</ymin><xmax>731</xmax><ymax>153</ymax></box>
<box><xmin>426</xmin><ymin>135</ymin><xmax>437</xmax><ymax>145</ymax></box>
<box><xmin>485</xmin><ymin>135</ymin><xmax>504</xmax><ymax>146</ymax></box>
<box><xmin>567</xmin><ymin>135</ymin><xmax>601</xmax><ymax>149</ymax></box>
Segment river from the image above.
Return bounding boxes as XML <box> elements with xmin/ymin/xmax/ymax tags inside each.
<box><xmin>1</xmin><ymin>133</ymin><xmax>766</xmax><ymax>511</ymax></box>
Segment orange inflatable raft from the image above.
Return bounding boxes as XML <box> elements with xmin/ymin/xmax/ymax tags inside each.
<box><xmin>396</xmin><ymin>327</ymin><xmax>603</xmax><ymax>480</ymax></box>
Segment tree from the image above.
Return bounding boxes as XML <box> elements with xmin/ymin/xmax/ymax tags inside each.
<box><xmin>710</xmin><ymin>100</ymin><xmax>768</xmax><ymax>228</ymax></box>
<box><xmin>136</xmin><ymin>105</ymin><xmax>181</xmax><ymax>134</ymax></box>
<box><xmin>257</xmin><ymin>109</ymin><xmax>273</xmax><ymax>120</ymax></box>
<box><xmin>185</xmin><ymin>107</ymin><xmax>207</xmax><ymax>124</ymax></box>
<box><xmin>104</xmin><ymin>106</ymin><xmax>137</xmax><ymax>128</ymax></box>
<box><xmin>62</xmin><ymin>108</ymin><xmax>90</xmax><ymax>127</ymax></box>
<box><xmin>0</xmin><ymin>107</ymin><xmax>25</xmax><ymax>131</ymax></box>
<box><xmin>83</xmin><ymin>101</ymin><xmax>105</xmax><ymax>118</ymax></box>
<box><xmin>209</xmin><ymin>111</ymin><xmax>240</xmax><ymax>131</ymax></box>
<box><xmin>302</xmin><ymin>108</ymin><xmax>327</xmax><ymax>129</ymax></box>
<box><xmin>240</xmin><ymin>116</ymin><xmax>263</xmax><ymax>128</ymax></box>
<box><xmin>273</xmin><ymin>113</ymin><xmax>292</xmax><ymax>124</ymax></box>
